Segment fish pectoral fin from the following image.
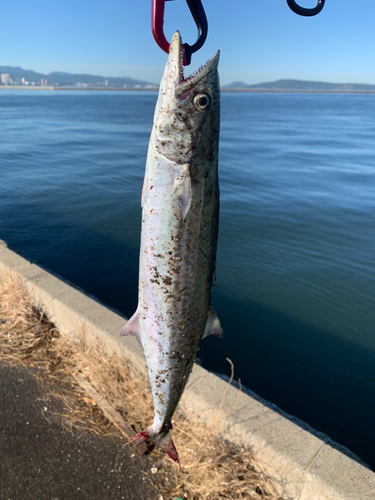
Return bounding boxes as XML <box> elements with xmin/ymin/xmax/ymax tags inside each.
<box><xmin>203</xmin><ymin>306</ymin><xmax>224</xmax><ymax>339</ymax></box>
<box><xmin>181</xmin><ymin>172</ymin><xmax>191</xmax><ymax>221</ymax></box>
<box><xmin>120</xmin><ymin>310</ymin><xmax>142</xmax><ymax>345</ymax></box>
<box><xmin>173</xmin><ymin>166</ymin><xmax>191</xmax><ymax>220</ymax></box>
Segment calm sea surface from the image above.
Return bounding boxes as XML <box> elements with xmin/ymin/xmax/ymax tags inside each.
<box><xmin>1</xmin><ymin>90</ymin><xmax>374</xmax><ymax>469</ymax></box>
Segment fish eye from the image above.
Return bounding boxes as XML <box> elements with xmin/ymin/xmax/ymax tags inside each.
<box><xmin>194</xmin><ymin>93</ymin><xmax>211</xmax><ymax>111</ymax></box>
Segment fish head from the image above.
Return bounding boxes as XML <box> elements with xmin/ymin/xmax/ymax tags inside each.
<box><xmin>153</xmin><ymin>31</ymin><xmax>220</xmax><ymax>163</ymax></box>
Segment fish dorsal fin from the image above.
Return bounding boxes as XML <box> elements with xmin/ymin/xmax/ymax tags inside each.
<box><xmin>120</xmin><ymin>310</ymin><xmax>142</xmax><ymax>346</ymax></box>
<box><xmin>203</xmin><ymin>306</ymin><xmax>223</xmax><ymax>339</ymax></box>
<box><xmin>141</xmin><ymin>177</ymin><xmax>146</xmax><ymax>208</ymax></box>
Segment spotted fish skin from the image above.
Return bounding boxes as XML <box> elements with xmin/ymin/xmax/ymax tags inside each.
<box><xmin>121</xmin><ymin>31</ymin><xmax>222</xmax><ymax>465</ymax></box>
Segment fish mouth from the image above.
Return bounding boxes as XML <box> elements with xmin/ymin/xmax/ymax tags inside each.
<box><xmin>169</xmin><ymin>31</ymin><xmax>219</xmax><ymax>96</ymax></box>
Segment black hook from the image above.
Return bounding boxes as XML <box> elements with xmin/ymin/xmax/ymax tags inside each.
<box><xmin>184</xmin><ymin>0</ymin><xmax>208</xmax><ymax>65</ymax></box>
<box><xmin>286</xmin><ymin>0</ymin><xmax>325</xmax><ymax>17</ymax></box>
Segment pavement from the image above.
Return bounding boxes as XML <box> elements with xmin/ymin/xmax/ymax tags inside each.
<box><xmin>2</xmin><ymin>241</ymin><xmax>375</xmax><ymax>500</ymax></box>
<box><xmin>0</xmin><ymin>361</ymin><xmax>158</xmax><ymax>500</ymax></box>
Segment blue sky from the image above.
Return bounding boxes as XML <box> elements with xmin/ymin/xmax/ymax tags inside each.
<box><xmin>1</xmin><ymin>0</ymin><xmax>375</xmax><ymax>86</ymax></box>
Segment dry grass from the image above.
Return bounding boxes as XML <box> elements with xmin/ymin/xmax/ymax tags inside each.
<box><xmin>0</xmin><ymin>271</ymin><xmax>283</xmax><ymax>500</ymax></box>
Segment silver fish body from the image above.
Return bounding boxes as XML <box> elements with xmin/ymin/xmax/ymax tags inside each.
<box><xmin>121</xmin><ymin>31</ymin><xmax>222</xmax><ymax>465</ymax></box>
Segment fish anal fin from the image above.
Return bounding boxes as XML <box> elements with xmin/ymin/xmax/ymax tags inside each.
<box><xmin>120</xmin><ymin>310</ymin><xmax>142</xmax><ymax>346</ymax></box>
<box><xmin>203</xmin><ymin>306</ymin><xmax>223</xmax><ymax>339</ymax></box>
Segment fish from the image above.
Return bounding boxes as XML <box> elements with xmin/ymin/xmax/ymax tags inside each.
<box><xmin>120</xmin><ymin>31</ymin><xmax>222</xmax><ymax>466</ymax></box>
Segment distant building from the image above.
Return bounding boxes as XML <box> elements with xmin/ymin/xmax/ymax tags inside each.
<box><xmin>104</xmin><ymin>79</ymin><xmax>108</xmax><ymax>87</ymax></box>
<box><xmin>1</xmin><ymin>73</ymin><xmax>12</xmax><ymax>85</ymax></box>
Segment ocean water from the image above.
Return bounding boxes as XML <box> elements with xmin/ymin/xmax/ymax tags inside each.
<box><xmin>1</xmin><ymin>89</ymin><xmax>374</xmax><ymax>469</ymax></box>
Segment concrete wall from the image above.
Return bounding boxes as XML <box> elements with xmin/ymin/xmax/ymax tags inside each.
<box><xmin>0</xmin><ymin>239</ymin><xmax>374</xmax><ymax>500</ymax></box>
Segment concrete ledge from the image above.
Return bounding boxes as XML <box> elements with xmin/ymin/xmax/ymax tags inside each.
<box><xmin>0</xmin><ymin>239</ymin><xmax>374</xmax><ymax>499</ymax></box>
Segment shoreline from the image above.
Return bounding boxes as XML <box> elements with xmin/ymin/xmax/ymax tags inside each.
<box><xmin>2</xmin><ymin>85</ymin><xmax>375</xmax><ymax>94</ymax></box>
<box><xmin>0</xmin><ymin>86</ymin><xmax>157</xmax><ymax>92</ymax></box>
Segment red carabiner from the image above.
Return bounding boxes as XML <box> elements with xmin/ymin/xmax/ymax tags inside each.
<box><xmin>152</xmin><ymin>0</ymin><xmax>173</xmax><ymax>58</ymax></box>
<box><xmin>151</xmin><ymin>0</ymin><xmax>208</xmax><ymax>66</ymax></box>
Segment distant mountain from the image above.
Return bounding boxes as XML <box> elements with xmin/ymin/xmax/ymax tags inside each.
<box><xmin>3</xmin><ymin>68</ymin><xmax>375</xmax><ymax>92</ymax></box>
<box><xmin>0</xmin><ymin>65</ymin><xmax>157</xmax><ymax>88</ymax></box>
<box><xmin>222</xmin><ymin>79</ymin><xmax>375</xmax><ymax>91</ymax></box>
<box><xmin>223</xmin><ymin>81</ymin><xmax>253</xmax><ymax>89</ymax></box>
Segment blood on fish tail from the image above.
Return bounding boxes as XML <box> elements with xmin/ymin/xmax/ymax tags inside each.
<box><xmin>129</xmin><ymin>425</ymin><xmax>181</xmax><ymax>467</ymax></box>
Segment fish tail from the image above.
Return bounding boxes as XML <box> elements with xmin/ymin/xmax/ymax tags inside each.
<box><xmin>129</xmin><ymin>425</ymin><xmax>181</xmax><ymax>467</ymax></box>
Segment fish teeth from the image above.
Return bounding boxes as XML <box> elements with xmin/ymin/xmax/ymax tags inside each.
<box><xmin>180</xmin><ymin>59</ymin><xmax>213</xmax><ymax>85</ymax></box>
